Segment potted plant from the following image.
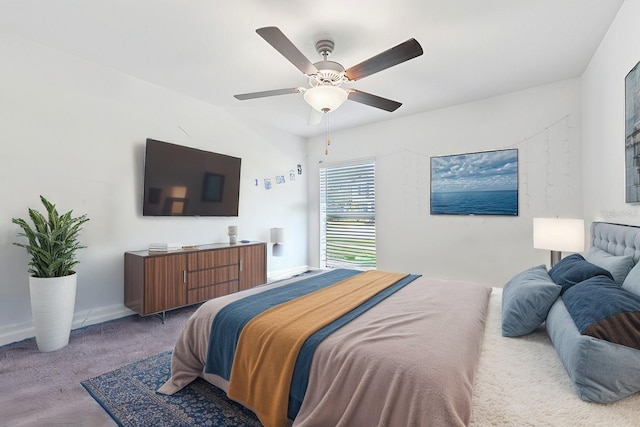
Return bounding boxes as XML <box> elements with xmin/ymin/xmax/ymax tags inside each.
<box><xmin>12</xmin><ymin>196</ymin><xmax>89</xmax><ymax>352</ymax></box>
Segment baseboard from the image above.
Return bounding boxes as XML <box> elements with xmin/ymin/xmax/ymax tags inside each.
<box><xmin>71</xmin><ymin>304</ymin><xmax>137</xmax><ymax>330</ymax></box>
<box><xmin>0</xmin><ymin>304</ymin><xmax>135</xmax><ymax>347</ymax></box>
<box><xmin>267</xmin><ymin>265</ymin><xmax>313</xmax><ymax>282</ymax></box>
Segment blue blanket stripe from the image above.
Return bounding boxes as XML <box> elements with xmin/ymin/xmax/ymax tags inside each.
<box><xmin>287</xmin><ymin>273</ymin><xmax>421</xmax><ymax>419</ymax></box>
<box><xmin>204</xmin><ymin>269</ymin><xmax>361</xmax><ymax>377</ymax></box>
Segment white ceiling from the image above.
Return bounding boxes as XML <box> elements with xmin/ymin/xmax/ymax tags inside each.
<box><xmin>0</xmin><ymin>0</ymin><xmax>624</xmax><ymax>138</ymax></box>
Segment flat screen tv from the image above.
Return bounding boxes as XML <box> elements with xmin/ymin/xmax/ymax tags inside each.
<box><xmin>143</xmin><ymin>139</ymin><xmax>241</xmax><ymax>216</ymax></box>
<box><xmin>430</xmin><ymin>148</ymin><xmax>518</xmax><ymax>216</ymax></box>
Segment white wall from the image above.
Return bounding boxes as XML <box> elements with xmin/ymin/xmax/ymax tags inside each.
<box><xmin>582</xmin><ymin>0</ymin><xmax>640</xmax><ymax>227</ymax></box>
<box><xmin>308</xmin><ymin>79</ymin><xmax>583</xmax><ymax>286</ymax></box>
<box><xmin>0</xmin><ymin>35</ymin><xmax>309</xmax><ymax>345</ymax></box>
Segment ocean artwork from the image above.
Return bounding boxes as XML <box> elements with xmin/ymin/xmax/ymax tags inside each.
<box><xmin>430</xmin><ymin>149</ymin><xmax>518</xmax><ymax>216</ymax></box>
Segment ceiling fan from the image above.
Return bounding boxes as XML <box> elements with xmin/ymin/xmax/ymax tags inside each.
<box><xmin>233</xmin><ymin>27</ymin><xmax>423</xmax><ymax>122</ymax></box>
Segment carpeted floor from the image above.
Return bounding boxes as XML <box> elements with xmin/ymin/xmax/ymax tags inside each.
<box><xmin>81</xmin><ymin>351</ymin><xmax>261</xmax><ymax>427</ymax></box>
<box><xmin>0</xmin><ymin>305</ymin><xmax>200</xmax><ymax>427</ymax></box>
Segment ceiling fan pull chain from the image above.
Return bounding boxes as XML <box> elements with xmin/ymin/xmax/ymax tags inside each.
<box><xmin>325</xmin><ymin>112</ymin><xmax>331</xmax><ymax>155</ymax></box>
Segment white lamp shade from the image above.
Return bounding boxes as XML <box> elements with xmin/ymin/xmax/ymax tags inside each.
<box><xmin>303</xmin><ymin>86</ymin><xmax>348</xmax><ymax>112</ymax></box>
<box><xmin>533</xmin><ymin>218</ymin><xmax>584</xmax><ymax>252</ymax></box>
<box><xmin>270</xmin><ymin>227</ymin><xmax>285</xmax><ymax>244</ymax></box>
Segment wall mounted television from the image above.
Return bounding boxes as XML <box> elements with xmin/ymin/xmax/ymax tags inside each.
<box><xmin>430</xmin><ymin>148</ymin><xmax>518</xmax><ymax>216</ymax></box>
<box><xmin>143</xmin><ymin>139</ymin><xmax>241</xmax><ymax>217</ymax></box>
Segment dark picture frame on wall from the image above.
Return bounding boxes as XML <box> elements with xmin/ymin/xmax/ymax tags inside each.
<box><xmin>430</xmin><ymin>148</ymin><xmax>518</xmax><ymax>216</ymax></box>
<box><xmin>625</xmin><ymin>60</ymin><xmax>640</xmax><ymax>203</ymax></box>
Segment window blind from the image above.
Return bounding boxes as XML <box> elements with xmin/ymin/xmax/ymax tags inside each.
<box><xmin>319</xmin><ymin>161</ymin><xmax>376</xmax><ymax>269</ymax></box>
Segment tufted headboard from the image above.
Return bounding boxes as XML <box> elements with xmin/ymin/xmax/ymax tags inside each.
<box><xmin>590</xmin><ymin>222</ymin><xmax>640</xmax><ymax>264</ymax></box>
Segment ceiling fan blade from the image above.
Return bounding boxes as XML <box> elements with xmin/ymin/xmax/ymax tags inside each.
<box><xmin>256</xmin><ymin>27</ymin><xmax>318</xmax><ymax>75</ymax></box>
<box><xmin>234</xmin><ymin>88</ymin><xmax>302</xmax><ymax>100</ymax></box>
<box><xmin>307</xmin><ymin>107</ymin><xmax>324</xmax><ymax>125</ymax></box>
<box><xmin>344</xmin><ymin>38</ymin><xmax>423</xmax><ymax>81</ymax></box>
<box><xmin>347</xmin><ymin>89</ymin><xmax>402</xmax><ymax>112</ymax></box>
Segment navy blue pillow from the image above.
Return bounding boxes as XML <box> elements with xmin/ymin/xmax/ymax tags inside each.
<box><xmin>563</xmin><ymin>275</ymin><xmax>640</xmax><ymax>350</ymax></box>
<box><xmin>548</xmin><ymin>253</ymin><xmax>613</xmax><ymax>294</ymax></box>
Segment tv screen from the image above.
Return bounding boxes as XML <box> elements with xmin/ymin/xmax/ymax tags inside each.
<box><xmin>143</xmin><ymin>139</ymin><xmax>241</xmax><ymax>216</ymax></box>
<box><xmin>430</xmin><ymin>148</ymin><xmax>518</xmax><ymax>216</ymax></box>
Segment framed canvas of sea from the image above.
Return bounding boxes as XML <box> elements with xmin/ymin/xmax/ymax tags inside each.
<box><xmin>430</xmin><ymin>148</ymin><xmax>518</xmax><ymax>216</ymax></box>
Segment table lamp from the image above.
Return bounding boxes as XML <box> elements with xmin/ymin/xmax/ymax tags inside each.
<box><xmin>533</xmin><ymin>218</ymin><xmax>584</xmax><ymax>267</ymax></box>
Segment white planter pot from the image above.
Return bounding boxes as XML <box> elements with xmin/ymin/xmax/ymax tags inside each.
<box><xmin>29</xmin><ymin>273</ymin><xmax>77</xmax><ymax>352</ymax></box>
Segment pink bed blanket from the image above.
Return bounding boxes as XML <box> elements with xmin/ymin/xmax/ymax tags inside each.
<box><xmin>159</xmin><ymin>272</ymin><xmax>491</xmax><ymax>426</ymax></box>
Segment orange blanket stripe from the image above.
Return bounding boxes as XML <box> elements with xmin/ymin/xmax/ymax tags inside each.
<box><xmin>227</xmin><ymin>270</ymin><xmax>408</xmax><ymax>427</ymax></box>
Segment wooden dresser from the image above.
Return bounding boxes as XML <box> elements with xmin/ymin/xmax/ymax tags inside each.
<box><xmin>124</xmin><ymin>241</ymin><xmax>266</xmax><ymax>318</ymax></box>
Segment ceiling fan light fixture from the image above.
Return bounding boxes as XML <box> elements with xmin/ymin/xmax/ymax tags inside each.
<box><xmin>303</xmin><ymin>86</ymin><xmax>348</xmax><ymax>113</ymax></box>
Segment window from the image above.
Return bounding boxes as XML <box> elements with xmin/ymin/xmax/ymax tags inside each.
<box><xmin>319</xmin><ymin>161</ymin><xmax>376</xmax><ymax>269</ymax></box>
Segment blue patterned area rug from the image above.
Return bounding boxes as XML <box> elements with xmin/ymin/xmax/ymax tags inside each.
<box><xmin>81</xmin><ymin>351</ymin><xmax>262</xmax><ymax>427</ymax></box>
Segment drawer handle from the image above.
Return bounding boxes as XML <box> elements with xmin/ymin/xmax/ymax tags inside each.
<box><xmin>183</xmin><ymin>270</ymin><xmax>186</xmax><ymax>284</ymax></box>
<box><xmin>239</xmin><ymin>259</ymin><xmax>243</xmax><ymax>272</ymax></box>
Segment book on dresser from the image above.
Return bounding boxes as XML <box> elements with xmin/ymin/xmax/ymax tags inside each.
<box><xmin>124</xmin><ymin>241</ymin><xmax>267</xmax><ymax>318</ymax></box>
<box><xmin>148</xmin><ymin>242</ymin><xmax>182</xmax><ymax>252</ymax></box>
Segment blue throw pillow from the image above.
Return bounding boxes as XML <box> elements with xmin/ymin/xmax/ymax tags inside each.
<box><xmin>622</xmin><ymin>262</ymin><xmax>640</xmax><ymax>297</ymax></box>
<box><xmin>501</xmin><ymin>265</ymin><xmax>562</xmax><ymax>337</ymax></box>
<box><xmin>563</xmin><ymin>275</ymin><xmax>640</xmax><ymax>350</ymax></box>
<box><xmin>548</xmin><ymin>253</ymin><xmax>613</xmax><ymax>294</ymax></box>
<box><xmin>584</xmin><ymin>247</ymin><xmax>635</xmax><ymax>285</ymax></box>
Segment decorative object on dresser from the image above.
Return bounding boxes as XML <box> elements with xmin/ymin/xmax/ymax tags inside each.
<box><xmin>124</xmin><ymin>241</ymin><xmax>266</xmax><ymax>322</ymax></box>
<box><xmin>11</xmin><ymin>195</ymin><xmax>90</xmax><ymax>352</ymax></box>
<box><xmin>532</xmin><ymin>217</ymin><xmax>584</xmax><ymax>267</ymax></box>
<box><xmin>228</xmin><ymin>226</ymin><xmax>238</xmax><ymax>245</ymax></box>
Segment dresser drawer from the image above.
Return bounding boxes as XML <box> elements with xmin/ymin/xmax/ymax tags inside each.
<box><xmin>187</xmin><ymin>265</ymin><xmax>238</xmax><ymax>289</ymax></box>
<box><xmin>187</xmin><ymin>281</ymin><xmax>239</xmax><ymax>304</ymax></box>
<box><xmin>188</xmin><ymin>248</ymin><xmax>238</xmax><ymax>270</ymax></box>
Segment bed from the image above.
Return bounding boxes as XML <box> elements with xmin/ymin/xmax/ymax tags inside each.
<box><xmin>159</xmin><ymin>222</ymin><xmax>640</xmax><ymax>427</ymax></box>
